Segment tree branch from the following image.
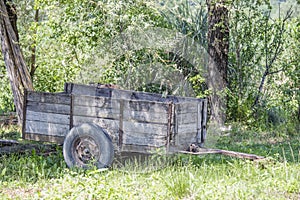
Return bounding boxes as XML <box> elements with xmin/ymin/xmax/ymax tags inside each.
<box><xmin>252</xmin><ymin>8</ymin><xmax>292</xmax><ymax>109</ymax></box>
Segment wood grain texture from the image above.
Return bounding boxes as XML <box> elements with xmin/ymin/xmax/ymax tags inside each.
<box><xmin>23</xmin><ymin>133</ymin><xmax>64</xmax><ymax>144</ymax></box>
<box><xmin>26</xmin><ymin>101</ymin><xmax>70</xmax><ymax>115</ymax></box>
<box><xmin>122</xmin><ymin>134</ymin><xmax>167</xmax><ymax>147</ymax></box>
<box><xmin>73</xmin><ymin>106</ymin><xmax>120</xmax><ymax>119</ymax></box>
<box><xmin>26</xmin><ymin>110</ymin><xmax>70</xmax><ymax>124</ymax></box>
<box><xmin>73</xmin><ymin>95</ymin><xmax>120</xmax><ymax>108</ymax></box>
<box><xmin>27</xmin><ymin>91</ymin><xmax>70</xmax><ymax>105</ymax></box>
<box><xmin>123</xmin><ymin>121</ymin><xmax>168</xmax><ymax>137</ymax></box>
<box><xmin>121</xmin><ymin>144</ymin><xmax>166</xmax><ymax>153</ymax></box>
<box><xmin>25</xmin><ymin>121</ymin><xmax>69</xmax><ymax>137</ymax></box>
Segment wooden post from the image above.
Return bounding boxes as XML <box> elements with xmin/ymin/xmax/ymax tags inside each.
<box><xmin>118</xmin><ymin>99</ymin><xmax>124</xmax><ymax>150</ymax></box>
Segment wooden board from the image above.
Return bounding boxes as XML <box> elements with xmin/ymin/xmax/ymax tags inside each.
<box><xmin>27</xmin><ymin>91</ymin><xmax>70</xmax><ymax>105</ymax></box>
<box><xmin>176</xmin><ymin>112</ymin><xmax>197</xmax><ymax>124</ymax></box>
<box><xmin>26</xmin><ymin>110</ymin><xmax>70</xmax><ymax>125</ymax></box>
<box><xmin>23</xmin><ymin>91</ymin><xmax>71</xmax><ymax>143</ymax></box>
<box><xmin>25</xmin><ymin>121</ymin><xmax>69</xmax><ymax>137</ymax></box>
<box><xmin>26</xmin><ymin>101</ymin><xmax>70</xmax><ymax>115</ymax></box>
<box><xmin>73</xmin><ymin>106</ymin><xmax>120</xmax><ymax>120</ymax></box>
<box><xmin>72</xmin><ymin>116</ymin><xmax>119</xmax><ymax>143</ymax></box>
<box><xmin>122</xmin><ymin>134</ymin><xmax>167</xmax><ymax>147</ymax></box>
<box><xmin>122</xmin><ymin>121</ymin><xmax>168</xmax><ymax>137</ymax></box>
<box><xmin>73</xmin><ymin>95</ymin><xmax>120</xmax><ymax>109</ymax></box>
<box><xmin>23</xmin><ymin>133</ymin><xmax>64</xmax><ymax>144</ymax></box>
<box><xmin>121</xmin><ymin>144</ymin><xmax>166</xmax><ymax>153</ymax></box>
<box><xmin>123</xmin><ymin>110</ymin><xmax>169</xmax><ymax>124</ymax></box>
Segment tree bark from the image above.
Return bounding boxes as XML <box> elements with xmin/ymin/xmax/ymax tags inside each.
<box><xmin>206</xmin><ymin>0</ymin><xmax>229</xmax><ymax>126</ymax></box>
<box><xmin>0</xmin><ymin>0</ymin><xmax>33</xmax><ymax>123</ymax></box>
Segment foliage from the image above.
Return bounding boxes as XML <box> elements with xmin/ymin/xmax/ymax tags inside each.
<box><xmin>227</xmin><ymin>0</ymin><xmax>299</xmax><ymax>129</ymax></box>
<box><xmin>0</xmin><ymin>0</ymin><xmax>299</xmax><ymax>127</ymax></box>
<box><xmin>0</xmin><ymin>64</ymin><xmax>14</xmax><ymax>113</ymax></box>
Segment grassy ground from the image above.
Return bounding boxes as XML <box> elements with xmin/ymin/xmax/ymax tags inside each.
<box><xmin>0</xmin><ymin>125</ymin><xmax>299</xmax><ymax>200</ymax></box>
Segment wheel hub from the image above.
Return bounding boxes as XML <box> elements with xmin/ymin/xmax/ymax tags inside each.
<box><xmin>74</xmin><ymin>137</ymin><xmax>101</xmax><ymax>165</ymax></box>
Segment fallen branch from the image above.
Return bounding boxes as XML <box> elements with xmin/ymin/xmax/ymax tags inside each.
<box><xmin>0</xmin><ymin>143</ymin><xmax>58</xmax><ymax>156</ymax></box>
<box><xmin>0</xmin><ymin>139</ymin><xmax>19</xmax><ymax>146</ymax></box>
<box><xmin>179</xmin><ymin>148</ymin><xmax>265</xmax><ymax>160</ymax></box>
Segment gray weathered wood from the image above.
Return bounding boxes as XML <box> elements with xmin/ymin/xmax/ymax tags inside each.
<box><xmin>124</xmin><ymin>100</ymin><xmax>169</xmax><ymax>113</ymax></box>
<box><xmin>26</xmin><ymin>102</ymin><xmax>71</xmax><ymax>115</ymax></box>
<box><xmin>72</xmin><ymin>116</ymin><xmax>119</xmax><ymax>143</ymax></box>
<box><xmin>178</xmin><ymin>148</ymin><xmax>265</xmax><ymax>160</ymax></box>
<box><xmin>177</xmin><ymin>123</ymin><xmax>197</xmax><ymax>134</ymax></box>
<box><xmin>24</xmin><ymin>83</ymin><xmax>208</xmax><ymax>153</ymax></box>
<box><xmin>176</xmin><ymin>112</ymin><xmax>197</xmax><ymax>124</ymax></box>
<box><xmin>196</xmin><ymin>102</ymin><xmax>203</xmax><ymax>144</ymax></box>
<box><xmin>27</xmin><ymin>91</ymin><xmax>70</xmax><ymax>105</ymax></box>
<box><xmin>122</xmin><ymin>134</ymin><xmax>167</xmax><ymax>147</ymax></box>
<box><xmin>73</xmin><ymin>106</ymin><xmax>120</xmax><ymax>119</ymax></box>
<box><xmin>23</xmin><ymin>133</ymin><xmax>64</xmax><ymax>144</ymax></box>
<box><xmin>201</xmin><ymin>100</ymin><xmax>208</xmax><ymax>143</ymax></box>
<box><xmin>175</xmin><ymin>102</ymin><xmax>199</xmax><ymax>114</ymax></box>
<box><xmin>73</xmin><ymin>95</ymin><xmax>120</xmax><ymax>109</ymax></box>
<box><xmin>25</xmin><ymin>121</ymin><xmax>69</xmax><ymax>137</ymax></box>
<box><xmin>123</xmin><ymin>121</ymin><xmax>168</xmax><ymax>136</ymax></box>
<box><xmin>121</xmin><ymin>144</ymin><xmax>166</xmax><ymax>153</ymax></box>
<box><xmin>123</xmin><ymin>110</ymin><xmax>168</xmax><ymax>124</ymax></box>
<box><xmin>26</xmin><ymin>110</ymin><xmax>70</xmax><ymax>125</ymax></box>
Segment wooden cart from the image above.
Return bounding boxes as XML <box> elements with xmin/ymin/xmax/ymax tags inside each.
<box><xmin>22</xmin><ymin>83</ymin><xmax>208</xmax><ymax>168</ymax></box>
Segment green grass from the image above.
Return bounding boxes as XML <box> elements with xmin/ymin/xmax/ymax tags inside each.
<box><xmin>0</xmin><ymin>125</ymin><xmax>300</xmax><ymax>199</ymax></box>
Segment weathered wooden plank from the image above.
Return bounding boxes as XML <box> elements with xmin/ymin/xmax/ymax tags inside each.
<box><xmin>26</xmin><ymin>110</ymin><xmax>70</xmax><ymax>124</ymax></box>
<box><xmin>73</xmin><ymin>106</ymin><xmax>120</xmax><ymax>119</ymax></box>
<box><xmin>73</xmin><ymin>95</ymin><xmax>120</xmax><ymax>109</ymax></box>
<box><xmin>25</xmin><ymin>121</ymin><xmax>69</xmax><ymax>137</ymax></box>
<box><xmin>121</xmin><ymin>144</ymin><xmax>166</xmax><ymax>153</ymax></box>
<box><xmin>72</xmin><ymin>116</ymin><xmax>119</xmax><ymax>144</ymax></box>
<box><xmin>72</xmin><ymin>116</ymin><xmax>118</xmax><ymax>130</ymax></box>
<box><xmin>123</xmin><ymin>110</ymin><xmax>168</xmax><ymax>124</ymax></box>
<box><xmin>27</xmin><ymin>91</ymin><xmax>71</xmax><ymax>105</ymax></box>
<box><xmin>23</xmin><ymin>133</ymin><xmax>64</xmax><ymax>144</ymax></box>
<box><xmin>122</xmin><ymin>134</ymin><xmax>167</xmax><ymax>147</ymax></box>
<box><xmin>176</xmin><ymin>112</ymin><xmax>197</xmax><ymax>124</ymax></box>
<box><xmin>175</xmin><ymin>102</ymin><xmax>198</xmax><ymax>114</ymax></box>
<box><xmin>26</xmin><ymin>102</ymin><xmax>71</xmax><ymax>115</ymax></box>
<box><xmin>170</xmin><ymin>134</ymin><xmax>196</xmax><ymax>151</ymax></box>
<box><xmin>196</xmin><ymin>102</ymin><xmax>203</xmax><ymax>144</ymax></box>
<box><xmin>65</xmin><ymin>83</ymin><xmax>112</xmax><ymax>97</ymax></box>
<box><xmin>178</xmin><ymin>148</ymin><xmax>265</xmax><ymax>160</ymax></box>
<box><xmin>176</xmin><ymin>96</ymin><xmax>204</xmax><ymax>103</ymax></box>
<box><xmin>177</xmin><ymin>123</ymin><xmax>197</xmax><ymax>134</ymax></box>
<box><xmin>201</xmin><ymin>100</ymin><xmax>208</xmax><ymax>143</ymax></box>
<box><xmin>123</xmin><ymin>121</ymin><xmax>168</xmax><ymax>136</ymax></box>
<box><xmin>66</xmin><ymin>83</ymin><xmax>206</xmax><ymax>104</ymax></box>
<box><xmin>177</xmin><ymin>132</ymin><xmax>197</xmax><ymax>143</ymax></box>
<box><xmin>111</xmin><ymin>89</ymin><xmax>132</xmax><ymax>100</ymax></box>
<box><xmin>124</xmin><ymin>100</ymin><xmax>169</xmax><ymax>113</ymax></box>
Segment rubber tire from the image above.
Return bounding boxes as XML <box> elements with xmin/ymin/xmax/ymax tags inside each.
<box><xmin>63</xmin><ymin>123</ymin><xmax>114</xmax><ymax>169</ymax></box>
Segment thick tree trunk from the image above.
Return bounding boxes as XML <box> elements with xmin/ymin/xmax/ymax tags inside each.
<box><xmin>0</xmin><ymin>0</ymin><xmax>33</xmax><ymax>123</ymax></box>
<box><xmin>206</xmin><ymin>0</ymin><xmax>229</xmax><ymax>127</ymax></box>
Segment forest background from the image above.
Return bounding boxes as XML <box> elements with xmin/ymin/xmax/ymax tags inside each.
<box><xmin>0</xmin><ymin>0</ymin><xmax>299</xmax><ymax>134</ymax></box>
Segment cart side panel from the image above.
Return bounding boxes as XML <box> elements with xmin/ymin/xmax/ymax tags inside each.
<box><xmin>121</xmin><ymin>100</ymin><xmax>170</xmax><ymax>152</ymax></box>
<box><xmin>71</xmin><ymin>95</ymin><xmax>121</xmax><ymax>150</ymax></box>
<box><xmin>23</xmin><ymin>91</ymin><xmax>71</xmax><ymax>144</ymax></box>
<box><xmin>171</xmin><ymin>100</ymin><xmax>206</xmax><ymax>151</ymax></box>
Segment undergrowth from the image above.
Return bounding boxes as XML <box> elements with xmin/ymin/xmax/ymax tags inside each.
<box><xmin>0</xmin><ymin>124</ymin><xmax>299</xmax><ymax>199</ymax></box>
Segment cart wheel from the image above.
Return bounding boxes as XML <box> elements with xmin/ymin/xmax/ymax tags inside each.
<box><xmin>63</xmin><ymin>123</ymin><xmax>114</xmax><ymax>169</ymax></box>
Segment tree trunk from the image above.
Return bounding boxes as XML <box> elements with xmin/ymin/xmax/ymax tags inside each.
<box><xmin>206</xmin><ymin>0</ymin><xmax>229</xmax><ymax>127</ymax></box>
<box><xmin>0</xmin><ymin>0</ymin><xmax>33</xmax><ymax>123</ymax></box>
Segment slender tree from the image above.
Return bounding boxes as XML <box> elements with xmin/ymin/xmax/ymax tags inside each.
<box><xmin>0</xmin><ymin>0</ymin><xmax>33</xmax><ymax>123</ymax></box>
<box><xmin>206</xmin><ymin>0</ymin><xmax>229</xmax><ymax>126</ymax></box>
